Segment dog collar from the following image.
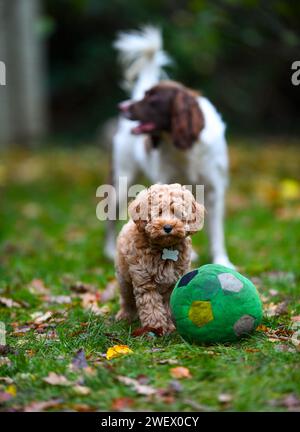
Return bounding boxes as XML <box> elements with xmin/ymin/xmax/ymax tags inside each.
<box><xmin>162</xmin><ymin>248</ymin><xmax>179</xmax><ymax>261</ymax></box>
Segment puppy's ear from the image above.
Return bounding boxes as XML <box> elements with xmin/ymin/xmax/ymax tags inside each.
<box><xmin>187</xmin><ymin>200</ymin><xmax>205</xmax><ymax>235</ymax></box>
<box><xmin>171</xmin><ymin>89</ymin><xmax>205</xmax><ymax>150</ymax></box>
<box><xmin>128</xmin><ymin>189</ymin><xmax>148</xmax><ymax>232</ymax></box>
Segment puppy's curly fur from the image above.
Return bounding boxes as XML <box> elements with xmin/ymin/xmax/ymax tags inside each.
<box><xmin>115</xmin><ymin>183</ymin><xmax>204</xmax><ymax>334</ymax></box>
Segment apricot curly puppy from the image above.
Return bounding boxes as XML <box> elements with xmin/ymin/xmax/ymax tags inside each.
<box><xmin>115</xmin><ymin>183</ymin><xmax>204</xmax><ymax>334</ymax></box>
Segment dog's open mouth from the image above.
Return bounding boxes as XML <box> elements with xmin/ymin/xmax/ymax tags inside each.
<box><xmin>131</xmin><ymin>122</ymin><xmax>156</xmax><ymax>135</ymax></box>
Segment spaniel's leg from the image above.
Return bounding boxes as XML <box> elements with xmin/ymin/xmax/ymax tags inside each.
<box><xmin>205</xmin><ymin>183</ymin><xmax>235</xmax><ymax>269</ymax></box>
<box><xmin>104</xmin><ymin>133</ymin><xmax>138</xmax><ymax>260</ymax></box>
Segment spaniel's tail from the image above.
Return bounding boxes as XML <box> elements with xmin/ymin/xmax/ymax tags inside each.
<box><xmin>113</xmin><ymin>26</ymin><xmax>171</xmax><ymax>98</ymax></box>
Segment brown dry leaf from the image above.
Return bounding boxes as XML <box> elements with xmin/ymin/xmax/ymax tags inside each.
<box><xmin>264</xmin><ymin>301</ymin><xmax>289</xmax><ymax>318</ymax></box>
<box><xmin>117</xmin><ymin>376</ymin><xmax>156</xmax><ymax>396</ymax></box>
<box><xmin>27</xmin><ymin>279</ymin><xmax>49</xmax><ymax>295</ymax></box>
<box><xmin>101</xmin><ymin>279</ymin><xmax>118</xmax><ymax>302</ymax></box>
<box><xmin>71</xmin><ymin>403</ymin><xmax>96</xmax><ymax>412</ymax></box>
<box><xmin>256</xmin><ymin>324</ymin><xmax>271</xmax><ymax>333</ymax></box>
<box><xmin>70</xmin><ymin>282</ymin><xmax>97</xmax><ymax>294</ymax></box>
<box><xmin>24</xmin><ymin>399</ymin><xmax>63</xmax><ymax>412</ymax></box>
<box><xmin>43</xmin><ymin>372</ymin><xmax>72</xmax><ymax>386</ymax></box>
<box><xmin>132</xmin><ymin>326</ymin><xmax>163</xmax><ymax>337</ymax></box>
<box><xmin>0</xmin><ymin>345</ymin><xmax>15</xmax><ymax>355</ymax></box>
<box><xmin>111</xmin><ymin>397</ymin><xmax>134</xmax><ymax>411</ymax></box>
<box><xmin>80</xmin><ymin>293</ymin><xmax>104</xmax><ymax>315</ymax></box>
<box><xmin>0</xmin><ymin>297</ymin><xmax>21</xmax><ymax>308</ymax></box>
<box><xmin>170</xmin><ymin>366</ymin><xmax>192</xmax><ymax>379</ymax></box>
<box><xmin>244</xmin><ymin>348</ymin><xmax>261</xmax><ymax>353</ymax></box>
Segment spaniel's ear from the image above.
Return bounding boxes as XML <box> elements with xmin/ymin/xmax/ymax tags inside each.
<box><xmin>171</xmin><ymin>89</ymin><xmax>205</xmax><ymax>150</ymax></box>
<box><xmin>187</xmin><ymin>200</ymin><xmax>205</xmax><ymax>235</ymax></box>
<box><xmin>128</xmin><ymin>189</ymin><xmax>148</xmax><ymax>232</ymax></box>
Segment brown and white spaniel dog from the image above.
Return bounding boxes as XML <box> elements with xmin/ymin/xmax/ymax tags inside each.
<box><xmin>105</xmin><ymin>26</ymin><xmax>234</xmax><ymax>269</ymax></box>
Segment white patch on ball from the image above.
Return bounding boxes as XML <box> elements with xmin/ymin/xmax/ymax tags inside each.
<box><xmin>218</xmin><ymin>273</ymin><xmax>243</xmax><ymax>293</ymax></box>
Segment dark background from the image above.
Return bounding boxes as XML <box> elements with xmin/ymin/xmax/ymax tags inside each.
<box><xmin>44</xmin><ymin>0</ymin><xmax>300</xmax><ymax>139</ymax></box>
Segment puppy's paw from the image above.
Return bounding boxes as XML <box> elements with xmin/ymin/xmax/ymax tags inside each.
<box><xmin>162</xmin><ymin>321</ymin><xmax>176</xmax><ymax>335</ymax></box>
<box><xmin>115</xmin><ymin>309</ymin><xmax>135</xmax><ymax>323</ymax></box>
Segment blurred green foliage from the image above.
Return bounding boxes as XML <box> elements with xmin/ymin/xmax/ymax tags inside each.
<box><xmin>44</xmin><ymin>0</ymin><xmax>300</xmax><ymax>138</ymax></box>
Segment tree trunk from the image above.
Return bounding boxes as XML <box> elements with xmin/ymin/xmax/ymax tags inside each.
<box><xmin>0</xmin><ymin>0</ymin><xmax>47</xmax><ymax>148</ymax></box>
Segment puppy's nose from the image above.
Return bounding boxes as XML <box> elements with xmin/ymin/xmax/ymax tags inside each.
<box><xmin>163</xmin><ymin>224</ymin><xmax>173</xmax><ymax>234</ymax></box>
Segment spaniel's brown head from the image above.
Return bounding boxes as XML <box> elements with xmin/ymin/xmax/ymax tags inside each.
<box><xmin>119</xmin><ymin>81</ymin><xmax>205</xmax><ymax>150</ymax></box>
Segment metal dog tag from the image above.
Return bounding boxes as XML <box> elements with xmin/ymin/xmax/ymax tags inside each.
<box><xmin>162</xmin><ymin>248</ymin><xmax>179</xmax><ymax>261</ymax></box>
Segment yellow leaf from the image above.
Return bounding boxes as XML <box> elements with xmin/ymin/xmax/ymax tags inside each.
<box><xmin>106</xmin><ymin>345</ymin><xmax>133</xmax><ymax>360</ymax></box>
<box><xmin>6</xmin><ymin>384</ymin><xmax>17</xmax><ymax>397</ymax></box>
<box><xmin>279</xmin><ymin>179</ymin><xmax>300</xmax><ymax>201</ymax></box>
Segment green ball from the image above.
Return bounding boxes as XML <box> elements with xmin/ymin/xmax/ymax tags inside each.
<box><xmin>170</xmin><ymin>264</ymin><xmax>263</xmax><ymax>344</ymax></box>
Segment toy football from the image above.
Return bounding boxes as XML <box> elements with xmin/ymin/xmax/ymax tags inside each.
<box><xmin>170</xmin><ymin>264</ymin><xmax>263</xmax><ymax>344</ymax></box>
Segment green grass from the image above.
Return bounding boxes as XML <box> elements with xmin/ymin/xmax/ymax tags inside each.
<box><xmin>0</xmin><ymin>139</ymin><xmax>300</xmax><ymax>412</ymax></box>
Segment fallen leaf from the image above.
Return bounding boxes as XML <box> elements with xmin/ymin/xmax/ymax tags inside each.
<box><xmin>274</xmin><ymin>344</ymin><xmax>296</xmax><ymax>353</ymax></box>
<box><xmin>291</xmin><ymin>316</ymin><xmax>300</xmax><ymax>322</ymax></box>
<box><xmin>132</xmin><ymin>326</ymin><xmax>163</xmax><ymax>337</ymax></box>
<box><xmin>24</xmin><ymin>399</ymin><xmax>63</xmax><ymax>412</ymax></box>
<box><xmin>0</xmin><ymin>345</ymin><xmax>15</xmax><ymax>355</ymax></box>
<box><xmin>70</xmin><ymin>282</ymin><xmax>96</xmax><ymax>294</ymax></box>
<box><xmin>43</xmin><ymin>372</ymin><xmax>72</xmax><ymax>386</ymax></box>
<box><xmin>0</xmin><ymin>357</ymin><xmax>11</xmax><ymax>367</ymax></box>
<box><xmin>101</xmin><ymin>279</ymin><xmax>118</xmax><ymax>302</ymax></box>
<box><xmin>282</xmin><ymin>394</ymin><xmax>300</xmax><ymax>409</ymax></box>
<box><xmin>80</xmin><ymin>293</ymin><xmax>104</xmax><ymax>315</ymax></box>
<box><xmin>106</xmin><ymin>345</ymin><xmax>133</xmax><ymax>360</ymax></box>
<box><xmin>5</xmin><ymin>384</ymin><xmax>17</xmax><ymax>397</ymax></box>
<box><xmin>0</xmin><ymin>377</ymin><xmax>14</xmax><ymax>384</ymax></box>
<box><xmin>32</xmin><ymin>311</ymin><xmax>53</xmax><ymax>324</ymax></box>
<box><xmin>158</xmin><ymin>359</ymin><xmax>179</xmax><ymax>365</ymax></box>
<box><xmin>71</xmin><ymin>403</ymin><xmax>96</xmax><ymax>412</ymax></box>
<box><xmin>170</xmin><ymin>366</ymin><xmax>191</xmax><ymax>379</ymax></box>
<box><xmin>111</xmin><ymin>397</ymin><xmax>134</xmax><ymax>411</ymax></box>
<box><xmin>45</xmin><ymin>295</ymin><xmax>72</xmax><ymax>304</ymax></box>
<box><xmin>73</xmin><ymin>385</ymin><xmax>91</xmax><ymax>396</ymax></box>
<box><xmin>168</xmin><ymin>380</ymin><xmax>183</xmax><ymax>393</ymax></box>
<box><xmin>279</xmin><ymin>179</ymin><xmax>300</xmax><ymax>201</ymax></box>
<box><xmin>245</xmin><ymin>348</ymin><xmax>261</xmax><ymax>353</ymax></box>
<box><xmin>28</xmin><ymin>279</ymin><xmax>49</xmax><ymax>295</ymax></box>
<box><xmin>264</xmin><ymin>301</ymin><xmax>289</xmax><ymax>317</ymax></box>
<box><xmin>0</xmin><ymin>392</ymin><xmax>12</xmax><ymax>403</ymax></box>
<box><xmin>218</xmin><ymin>393</ymin><xmax>233</xmax><ymax>404</ymax></box>
<box><xmin>117</xmin><ymin>376</ymin><xmax>156</xmax><ymax>396</ymax></box>
<box><xmin>0</xmin><ymin>297</ymin><xmax>21</xmax><ymax>308</ymax></box>
<box><xmin>70</xmin><ymin>349</ymin><xmax>88</xmax><ymax>370</ymax></box>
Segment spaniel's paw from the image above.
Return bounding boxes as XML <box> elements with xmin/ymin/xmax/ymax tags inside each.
<box><xmin>213</xmin><ymin>255</ymin><xmax>235</xmax><ymax>270</ymax></box>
